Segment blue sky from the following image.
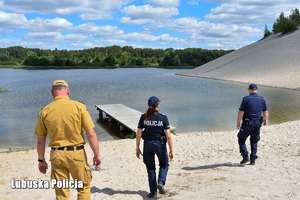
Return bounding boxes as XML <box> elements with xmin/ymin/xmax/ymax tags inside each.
<box><xmin>0</xmin><ymin>0</ymin><xmax>299</xmax><ymax>50</ymax></box>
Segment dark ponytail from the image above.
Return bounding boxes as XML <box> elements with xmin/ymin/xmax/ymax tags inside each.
<box><xmin>144</xmin><ymin>107</ymin><xmax>158</xmax><ymax>120</ymax></box>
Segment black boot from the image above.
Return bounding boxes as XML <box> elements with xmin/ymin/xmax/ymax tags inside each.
<box><xmin>240</xmin><ymin>156</ymin><xmax>249</xmax><ymax>164</ymax></box>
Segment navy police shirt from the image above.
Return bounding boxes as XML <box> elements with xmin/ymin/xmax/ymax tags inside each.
<box><xmin>138</xmin><ymin>112</ymin><xmax>170</xmax><ymax>139</ymax></box>
<box><xmin>239</xmin><ymin>93</ymin><xmax>267</xmax><ymax>120</ymax></box>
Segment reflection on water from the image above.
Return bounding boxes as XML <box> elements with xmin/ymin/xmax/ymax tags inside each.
<box><xmin>264</xmin><ymin>89</ymin><xmax>300</xmax><ymax>123</ymax></box>
<box><xmin>1</xmin><ymin>68</ymin><xmax>300</xmax><ymax>148</ymax></box>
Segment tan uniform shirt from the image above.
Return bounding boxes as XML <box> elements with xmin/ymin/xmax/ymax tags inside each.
<box><xmin>35</xmin><ymin>96</ymin><xmax>95</xmax><ymax>147</ymax></box>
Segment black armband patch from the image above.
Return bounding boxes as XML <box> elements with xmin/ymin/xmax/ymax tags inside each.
<box><xmin>77</xmin><ymin>100</ymin><xmax>85</xmax><ymax>105</ymax></box>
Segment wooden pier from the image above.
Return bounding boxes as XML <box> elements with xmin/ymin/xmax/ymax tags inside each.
<box><xmin>95</xmin><ymin>104</ymin><xmax>176</xmax><ymax>133</ymax></box>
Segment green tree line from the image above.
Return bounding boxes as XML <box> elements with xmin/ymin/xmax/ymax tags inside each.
<box><xmin>264</xmin><ymin>7</ymin><xmax>300</xmax><ymax>38</ymax></box>
<box><xmin>0</xmin><ymin>45</ymin><xmax>233</xmax><ymax>69</ymax></box>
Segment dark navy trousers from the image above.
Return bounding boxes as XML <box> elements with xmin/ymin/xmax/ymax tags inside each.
<box><xmin>237</xmin><ymin>121</ymin><xmax>261</xmax><ymax>161</ymax></box>
<box><xmin>143</xmin><ymin>140</ymin><xmax>169</xmax><ymax>194</ymax></box>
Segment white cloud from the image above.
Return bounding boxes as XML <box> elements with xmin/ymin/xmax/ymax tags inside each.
<box><xmin>64</xmin><ymin>34</ymin><xmax>87</xmax><ymax>41</ymax></box>
<box><xmin>0</xmin><ymin>11</ymin><xmax>27</xmax><ymax>28</ymax></box>
<box><xmin>95</xmin><ymin>39</ymin><xmax>128</xmax><ymax>47</ymax></box>
<box><xmin>146</xmin><ymin>17</ymin><xmax>210</xmax><ymax>33</ymax></box>
<box><xmin>0</xmin><ymin>38</ymin><xmax>57</xmax><ymax>49</ymax></box>
<box><xmin>125</xmin><ymin>32</ymin><xmax>158</xmax><ymax>41</ymax></box>
<box><xmin>70</xmin><ymin>42</ymin><xmax>94</xmax><ymax>49</ymax></box>
<box><xmin>24</xmin><ymin>31</ymin><xmax>88</xmax><ymax>46</ymax></box>
<box><xmin>75</xmin><ymin>23</ymin><xmax>124</xmax><ymax>36</ymax></box>
<box><xmin>27</xmin><ymin>17</ymin><xmax>73</xmax><ymax>31</ymax></box>
<box><xmin>79</xmin><ymin>13</ymin><xmax>114</xmax><ymax>20</ymax></box>
<box><xmin>148</xmin><ymin>0</ymin><xmax>180</xmax><ymax>7</ymax></box>
<box><xmin>120</xmin><ymin>4</ymin><xmax>179</xmax><ymax>24</ymax></box>
<box><xmin>25</xmin><ymin>32</ymin><xmax>65</xmax><ymax>41</ymax></box>
<box><xmin>120</xmin><ymin>17</ymin><xmax>154</xmax><ymax>25</ymax></box>
<box><xmin>187</xmin><ymin>0</ymin><xmax>199</xmax><ymax>6</ymax></box>
<box><xmin>123</xmin><ymin>32</ymin><xmax>186</xmax><ymax>46</ymax></box>
<box><xmin>2</xmin><ymin>0</ymin><xmax>78</xmax><ymax>14</ymax></box>
<box><xmin>1</xmin><ymin>0</ymin><xmax>133</xmax><ymax>20</ymax></box>
<box><xmin>205</xmin><ymin>2</ymin><xmax>299</xmax><ymax>25</ymax></box>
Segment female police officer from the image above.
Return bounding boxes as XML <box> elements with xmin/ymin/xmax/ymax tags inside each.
<box><xmin>136</xmin><ymin>96</ymin><xmax>174</xmax><ymax>198</ymax></box>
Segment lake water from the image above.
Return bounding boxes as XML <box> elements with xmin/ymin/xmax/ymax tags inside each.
<box><xmin>1</xmin><ymin>68</ymin><xmax>300</xmax><ymax>148</ymax></box>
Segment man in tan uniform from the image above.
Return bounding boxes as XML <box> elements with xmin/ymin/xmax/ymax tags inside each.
<box><xmin>35</xmin><ymin>80</ymin><xmax>101</xmax><ymax>200</ymax></box>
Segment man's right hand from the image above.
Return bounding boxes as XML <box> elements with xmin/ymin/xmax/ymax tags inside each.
<box><xmin>38</xmin><ymin>161</ymin><xmax>48</xmax><ymax>174</ymax></box>
<box><xmin>263</xmin><ymin>120</ymin><xmax>267</xmax><ymax>126</ymax></box>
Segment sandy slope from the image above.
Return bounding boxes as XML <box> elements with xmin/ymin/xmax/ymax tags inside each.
<box><xmin>177</xmin><ymin>29</ymin><xmax>300</xmax><ymax>90</ymax></box>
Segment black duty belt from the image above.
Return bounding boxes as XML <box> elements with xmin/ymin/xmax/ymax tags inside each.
<box><xmin>144</xmin><ymin>136</ymin><xmax>161</xmax><ymax>140</ymax></box>
<box><xmin>243</xmin><ymin>118</ymin><xmax>261</xmax><ymax>124</ymax></box>
<box><xmin>52</xmin><ymin>145</ymin><xmax>84</xmax><ymax>151</ymax></box>
<box><xmin>247</xmin><ymin>119</ymin><xmax>260</xmax><ymax>122</ymax></box>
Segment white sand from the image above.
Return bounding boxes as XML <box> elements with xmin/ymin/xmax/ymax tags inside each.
<box><xmin>1</xmin><ymin>30</ymin><xmax>300</xmax><ymax>199</ymax></box>
<box><xmin>0</xmin><ymin>120</ymin><xmax>299</xmax><ymax>199</ymax></box>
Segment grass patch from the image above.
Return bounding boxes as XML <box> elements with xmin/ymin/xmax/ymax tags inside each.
<box><xmin>0</xmin><ymin>147</ymin><xmax>34</xmax><ymax>153</ymax></box>
<box><xmin>124</xmin><ymin>132</ymin><xmax>136</xmax><ymax>139</ymax></box>
<box><xmin>0</xmin><ymin>86</ymin><xmax>9</xmax><ymax>92</ymax></box>
<box><xmin>0</xmin><ymin>65</ymin><xmax>13</xmax><ymax>68</ymax></box>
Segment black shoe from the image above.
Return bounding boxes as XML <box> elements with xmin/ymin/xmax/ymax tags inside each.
<box><xmin>240</xmin><ymin>156</ymin><xmax>249</xmax><ymax>164</ymax></box>
<box><xmin>157</xmin><ymin>182</ymin><xmax>166</xmax><ymax>194</ymax></box>
<box><xmin>250</xmin><ymin>160</ymin><xmax>255</xmax><ymax>165</ymax></box>
<box><xmin>147</xmin><ymin>192</ymin><xmax>157</xmax><ymax>198</ymax></box>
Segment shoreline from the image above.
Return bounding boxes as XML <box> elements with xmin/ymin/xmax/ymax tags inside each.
<box><xmin>1</xmin><ymin>115</ymin><xmax>300</xmax><ymax>150</ymax></box>
<box><xmin>175</xmin><ymin>72</ymin><xmax>300</xmax><ymax>91</ymax></box>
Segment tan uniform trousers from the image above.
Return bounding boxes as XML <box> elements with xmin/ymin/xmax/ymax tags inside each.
<box><xmin>50</xmin><ymin>148</ymin><xmax>92</xmax><ymax>200</ymax></box>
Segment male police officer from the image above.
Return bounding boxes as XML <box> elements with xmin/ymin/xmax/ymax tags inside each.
<box><xmin>236</xmin><ymin>84</ymin><xmax>268</xmax><ymax>165</ymax></box>
<box><xmin>35</xmin><ymin>80</ymin><xmax>101</xmax><ymax>200</ymax></box>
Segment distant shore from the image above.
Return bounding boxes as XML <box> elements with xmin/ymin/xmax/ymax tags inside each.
<box><xmin>0</xmin><ymin>65</ymin><xmax>195</xmax><ymax>69</ymax></box>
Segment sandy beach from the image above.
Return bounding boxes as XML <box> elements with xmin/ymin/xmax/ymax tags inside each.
<box><xmin>0</xmin><ymin>120</ymin><xmax>299</xmax><ymax>199</ymax></box>
<box><xmin>1</xmin><ymin>30</ymin><xmax>300</xmax><ymax>199</ymax></box>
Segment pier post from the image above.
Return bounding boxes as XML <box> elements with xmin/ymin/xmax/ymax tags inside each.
<box><xmin>120</xmin><ymin>124</ymin><xmax>125</xmax><ymax>131</ymax></box>
<box><xmin>98</xmin><ymin>110</ymin><xmax>103</xmax><ymax>119</ymax></box>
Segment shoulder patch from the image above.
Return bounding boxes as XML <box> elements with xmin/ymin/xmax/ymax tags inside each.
<box><xmin>77</xmin><ymin>100</ymin><xmax>89</xmax><ymax>111</ymax></box>
<box><xmin>77</xmin><ymin>100</ymin><xmax>85</xmax><ymax>105</ymax></box>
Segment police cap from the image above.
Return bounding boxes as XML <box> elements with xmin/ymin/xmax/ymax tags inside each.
<box><xmin>248</xmin><ymin>84</ymin><xmax>258</xmax><ymax>90</ymax></box>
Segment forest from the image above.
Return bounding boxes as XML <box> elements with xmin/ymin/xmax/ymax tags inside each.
<box><xmin>0</xmin><ymin>45</ymin><xmax>233</xmax><ymax>69</ymax></box>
